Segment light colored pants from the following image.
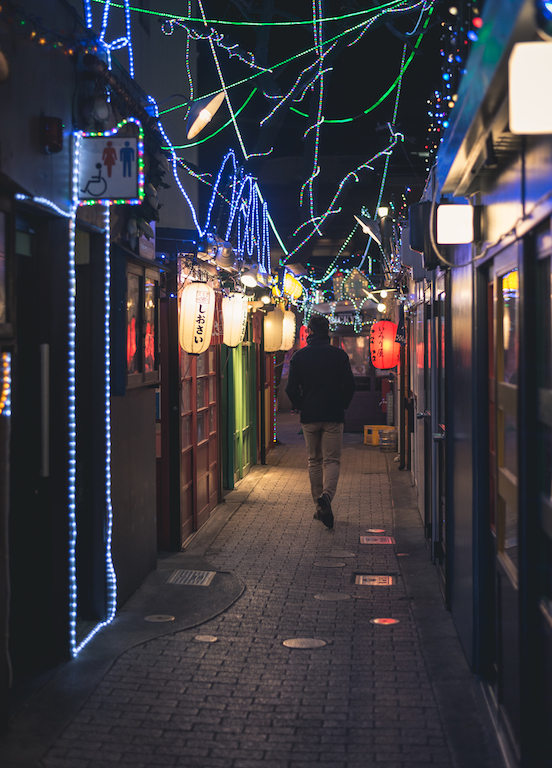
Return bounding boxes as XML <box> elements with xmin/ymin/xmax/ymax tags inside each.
<box><xmin>301</xmin><ymin>422</ymin><xmax>344</xmax><ymax>510</ymax></box>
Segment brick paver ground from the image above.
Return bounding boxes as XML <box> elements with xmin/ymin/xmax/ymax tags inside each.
<box><xmin>36</xmin><ymin>415</ymin><xmax>484</xmax><ymax>768</ymax></box>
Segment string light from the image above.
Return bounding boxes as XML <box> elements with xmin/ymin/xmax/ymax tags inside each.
<box><xmin>87</xmin><ymin>0</ymin><xmax>423</xmax><ymax>28</ymax></box>
<box><xmin>69</xmin><ymin>136</ymin><xmax>117</xmax><ymax>657</ymax></box>
<box><xmin>0</xmin><ymin>354</ymin><xmax>11</xmax><ymax>417</ymax></box>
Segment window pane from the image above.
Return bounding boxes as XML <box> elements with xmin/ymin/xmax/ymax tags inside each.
<box><xmin>181</xmin><ymin>414</ymin><xmax>191</xmax><ymax>449</ymax></box>
<box><xmin>197</xmin><ymin>410</ymin><xmax>207</xmax><ymax>443</ymax></box>
<box><xmin>180</xmin><ymin>349</ymin><xmax>191</xmax><ymax>379</ymax></box>
<box><xmin>127</xmin><ymin>273</ymin><xmax>140</xmax><ymax>374</ymax></box>
<box><xmin>144</xmin><ymin>277</ymin><xmax>156</xmax><ymax>373</ymax></box>
<box><xmin>504</xmin><ymin>411</ymin><xmax>518</xmax><ymax>476</ymax></box>
<box><xmin>197</xmin><ymin>351</ymin><xmax>207</xmax><ymax>376</ymax></box>
<box><xmin>209</xmin><ymin>404</ymin><xmax>216</xmax><ymax>433</ymax></box>
<box><xmin>502</xmin><ymin>270</ymin><xmax>519</xmax><ymax>383</ymax></box>
<box><xmin>181</xmin><ymin>378</ymin><xmax>191</xmax><ymax>414</ymax></box>
<box><xmin>208</xmin><ymin>347</ymin><xmax>215</xmax><ymax>372</ymax></box>
<box><xmin>209</xmin><ymin>375</ymin><xmax>216</xmax><ymax>403</ymax></box>
<box><xmin>197</xmin><ymin>377</ymin><xmax>207</xmax><ymax>409</ymax></box>
<box><xmin>504</xmin><ymin>499</ymin><xmax>519</xmax><ymax>569</ymax></box>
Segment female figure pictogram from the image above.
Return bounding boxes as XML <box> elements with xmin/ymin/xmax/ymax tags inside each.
<box><xmin>102</xmin><ymin>140</ymin><xmax>118</xmax><ymax>177</ymax></box>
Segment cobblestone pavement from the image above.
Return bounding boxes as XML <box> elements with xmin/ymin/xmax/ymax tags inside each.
<box><xmin>36</xmin><ymin>415</ymin><xmax>497</xmax><ymax>768</ymax></box>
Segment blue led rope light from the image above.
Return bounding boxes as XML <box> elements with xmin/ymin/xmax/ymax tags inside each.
<box><xmin>73</xmin><ymin>206</ymin><xmax>117</xmax><ymax>656</ymax></box>
<box><xmin>92</xmin><ymin>0</ymin><xmax>135</xmax><ymax>78</ymax></box>
<box><xmin>147</xmin><ymin>95</ymin><xmax>203</xmax><ymax>234</ymax></box>
<box><xmin>69</xmin><ymin>135</ymin><xmax>118</xmax><ymax>657</ymax></box>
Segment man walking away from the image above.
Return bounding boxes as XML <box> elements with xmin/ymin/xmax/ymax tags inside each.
<box><xmin>285</xmin><ymin>315</ymin><xmax>356</xmax><ymax>529</ymax></box>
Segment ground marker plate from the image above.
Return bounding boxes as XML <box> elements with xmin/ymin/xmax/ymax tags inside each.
<box><xmin>314</xmin><ymin>592</ymin><xmax>352</xmax><ymax>601</ymax></box>
<box><xmin>314</xmin><ymin>559</ymin><xmax>346</xmax><ymax>568</ymax></box>
<box><xmin>194</xmin><ymin>635</ymin><xmax>218</xmax><ymax>643</ymax></box>
<box><xmin>355</xmin><ymin>575</ymin><xmax>396</xmax><ymax>586</ymax></box>
<box><xmin>370</xmin><ymin>618</ymin><xmax>400</xmax><ymax>625</ymax></box>
<box><xmin>144</xmin><ymin>614</ymin><xmax>175</xmax><ymax>623</ymax></box>
<box><xmin>166</xmin><ymin>569</ymin><xmax>217</xmax><ymax>587</ymax></box>
<box><xmin>283</xmin><ymin>638</ymin><xmax>327</xmax><ymax>649</ymax></box>
<box><xmin>360</xmin><ymin>536</ymin><xmax>395</xmax><ymax>545</ymax></box>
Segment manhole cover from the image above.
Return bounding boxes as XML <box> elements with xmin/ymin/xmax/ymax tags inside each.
<box><xmin>370</xmin><ymin>618</ymin><xmax>400</xmax><ymax>625</ymax></box>
<box><xmin>355</xmin><ymin>575</ymin><xmax>396</xmax><ymax>586</ymax></box>
<box><xmin>314</xmin><ymin>559</ymin><xmax>346</xmax><ymax>568</ymax></box>
<box><xmin>166</xmin><ymin>569</ymin><xmax>217</xmax><ymax>587</ymax></box>
<box><xmin>360</xmin><ymin>536</ymin><xmax>395</xmax><ymax>545</ymax></box>
<box><xmin>328</xmin><ymin>551</ymin><xmax>356</xmax><ymax>558</ymax></box>
<box><xmin>366</xmin><ymin>528</ymin><xmax>386</xmax><ymax>533</ymax></box>
<box><xmin>314</xmin><ymin>592</ymin><xmax>352</xmax><ymax>601</ymax></box>
<box><xmin>144</xmin><ymin>614</ymin><xmax>175</xmax><ymax>623</ymax></box>
<box><xmin>194</xmin><ymin>635</ymin><xmax>218</xmax><ymax>643</ymax></box>
<box><xmin>283</xmin><ymin>638</ymin><xmax>328</xmax><ymax>649</ymax></box>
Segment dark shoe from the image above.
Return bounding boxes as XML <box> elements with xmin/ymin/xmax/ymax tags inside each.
<box><xmin>316</xmin><ymin>494</ymin><xmax>334</xmax><ymax>529</ymax></box>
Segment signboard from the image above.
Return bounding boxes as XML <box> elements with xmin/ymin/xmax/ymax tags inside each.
<box><xmin>76</xmin><ymin>119</ymin><xmax>144</xmax><ymax>206</ymax></box>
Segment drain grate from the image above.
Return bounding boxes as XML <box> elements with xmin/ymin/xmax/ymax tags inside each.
<box><xmin>360</xmin><ymin>535</ymin><xmax>395</xmax><ymax>545</ymax></box>
<box><xmin>355</xmin><ymin>574</ymin><xmax>396</xmax><ymax>586</ymax></box>
<box><xmin>166</xmin><ymin>569</ymin><xmax>217</xmax><ymax>587</ymax></box>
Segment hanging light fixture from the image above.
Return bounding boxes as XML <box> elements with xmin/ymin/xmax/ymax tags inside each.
<box><xmin>216</xmin><ymin>241</ymin><xmax>236</xmax><ymax>269</ymax></box>
<box><xmin>280</xmin><ymin>310</ymin><xmax>296</xmax><ymax>351</ymax></box>
<box><xmin>264</xmin><ymin>306</ymin><xmax>284</xmax><ymax>352</ymax></box>
<box><xmin>179</xmin><ymin>282</ymin><xmax>216</xmax><ymax>354</ymax></box>
<box><xmin>240</xmin><ymin>264</ymin><xmax>258</xmax><ymax>288</ymax></box>
<box><xmin>354</xmin><ymin>214</ymin><xmax>382</xmax><ymax>245</ymax></box>
<box><xmin>222</xmin><ymin>292</ymin><xmax>248</xmax><ymax>347</ymax></box>
<box><xmin>186</xmin><ymin>92</ymin><xmax>226</xmax><ymax>139</ymax></box>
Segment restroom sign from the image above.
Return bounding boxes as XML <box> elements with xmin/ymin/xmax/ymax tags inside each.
<box><xmin>77</xmin><ymin>123</ymin><xmax>144</xmax><ymax>205</ymax></box>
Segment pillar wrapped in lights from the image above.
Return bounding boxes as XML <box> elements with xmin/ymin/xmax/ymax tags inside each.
<box><xmin>179</xmin><ymin>282</ymin><xmax>215</xmax><ymax>354</ymax></box>
<box><xmin>370</xmin><ymin>320</ymin><xmax>400</xmax><ymax>369</ymax></box>
<box><xmin>280</xmin><ymin>310</ymin><xmax>296</xmax><ymax>351</ymax></box>
<box><xmin>264</xmin><ymin>306</ymin><xmax>284</xmax><ymax>352</ymax></box>
<box><xmin>222</xmin><ymin>292</ymin><xmax>248</xmax><ymax>348</ymax></box>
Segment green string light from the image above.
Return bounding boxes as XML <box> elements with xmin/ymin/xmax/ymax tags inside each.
<box><xmin>89</xmin><ymin>0</ymin><xmax>409</xmax><ymax>27</ymax></box>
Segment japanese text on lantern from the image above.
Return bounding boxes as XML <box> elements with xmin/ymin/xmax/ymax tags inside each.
<box><xmin>194</xmin><ymin>291</ymin><xmax>211</xmax><ymax>345</ymax></box>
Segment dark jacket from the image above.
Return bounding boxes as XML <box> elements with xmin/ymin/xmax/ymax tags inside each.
<box><xmin>285</xmin><ymin>333</ymin><xmax>356</xmax><ymax>423</ymax></box>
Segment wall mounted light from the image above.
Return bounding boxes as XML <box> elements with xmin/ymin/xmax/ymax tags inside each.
<box><xmin>509</xmin><ymin>41</ymin><xmax>552</xmax><ymax>134</ymax></box>
<box><xmin>436</xmin><ymin>204</ymin><xmax>475</xmax><ymax>244</ymax></box>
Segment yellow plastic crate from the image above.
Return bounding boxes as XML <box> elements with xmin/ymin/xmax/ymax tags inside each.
<box><xmin>364</xmin><ymin>425</ymin><xmax>395</xmax><ymax>446</ymax></box>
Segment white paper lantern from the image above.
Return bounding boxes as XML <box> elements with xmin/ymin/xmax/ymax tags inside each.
<box><xmin>222</xmin><ymin>292</ymin><xmax>248</xmax><ymax>347</ymax></box>
<box><xmin>179</xmin><ymin>282</ymin><xmax>215</xmax><ymax>354</ymax></box>
<box><xmin>264</xmin><ymin>306</ymin><xmax>283</xmax><ymax>352</ymax></box>
<box><xmin>280</xmin><ymin>310</ymin><xmax>296</xmax><ymax>351</ymax></box>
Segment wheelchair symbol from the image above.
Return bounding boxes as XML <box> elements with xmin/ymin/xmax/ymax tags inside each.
<box><xmin>81</xmin><ymin>163</ymin><xmax>107</xmax><ymax>197</ymax></box>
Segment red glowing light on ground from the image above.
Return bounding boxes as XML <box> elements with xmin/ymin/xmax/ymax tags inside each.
<box><xmin>371</xmin><ymin>618</ymin><xmax>400</xmax><ymax>625</ymax></box>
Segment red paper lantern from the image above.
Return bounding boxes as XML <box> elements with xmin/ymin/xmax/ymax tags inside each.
<box><xmin>370</xmin><ymin>320</ymin><xmax>400</xmax><ymax>369</ymax></box>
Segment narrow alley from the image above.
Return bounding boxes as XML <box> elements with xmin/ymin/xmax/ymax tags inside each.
<box><xmin>1</xmin><ymin>413</ymin><xmax>503</xmax><ymax>768</ymax></box>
